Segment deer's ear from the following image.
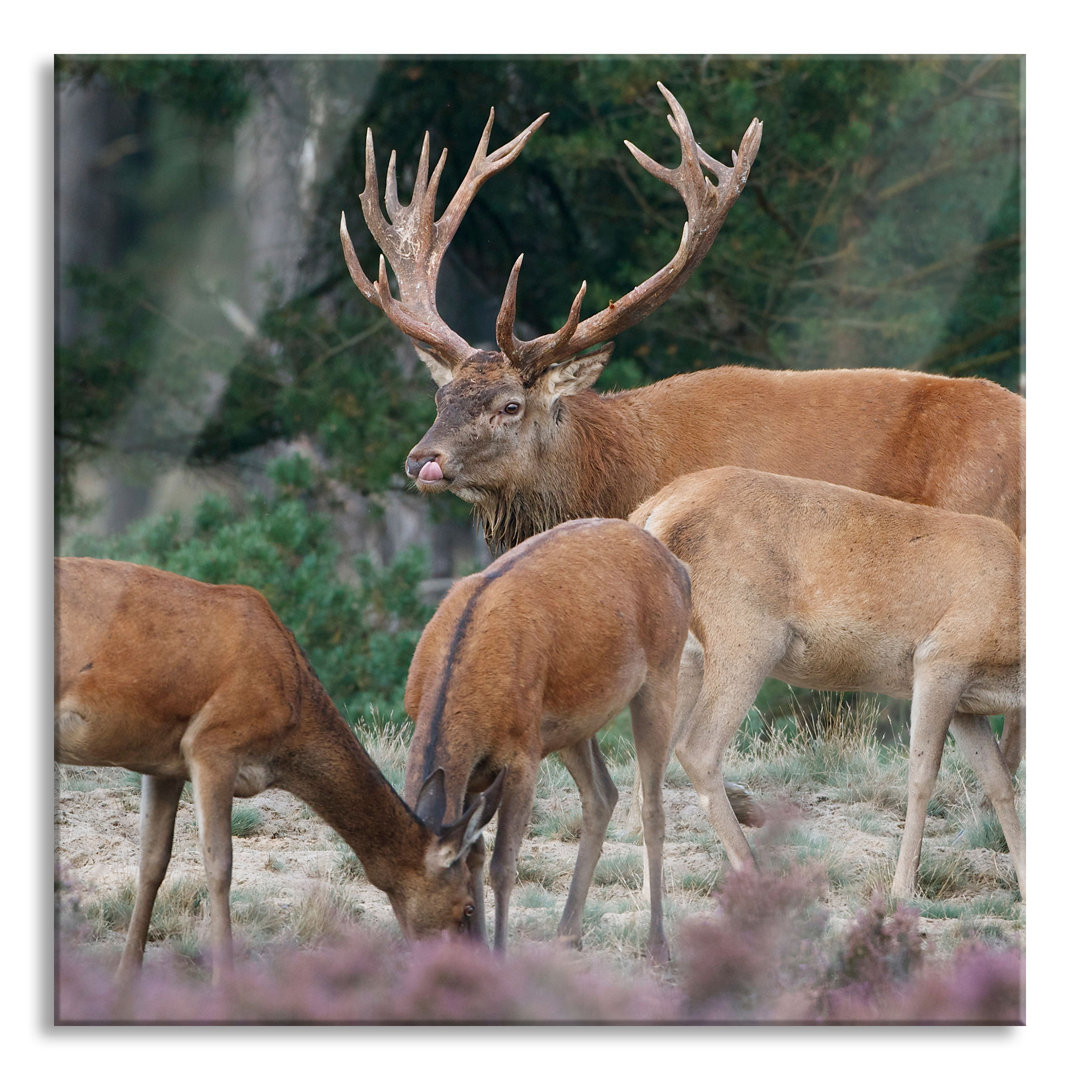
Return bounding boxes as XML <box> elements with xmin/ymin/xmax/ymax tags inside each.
<box><xmin>535</xmin><ymin>344</ymin><xmax>615</xmax><ymax>400</ymax></box>
<box><xmin>413</xmin><ymin>345</ymin><xmax>456</xmax><ymax>387</ymax></box>
<box><xmin>431</xmin><ymin>769</ymin><xmax>505</xmax><ymax>868</ymax></box>
<box><xmin>414</xmin><ymin>768</ymin><xmax>448</xmax><ymax>829</ymax></box>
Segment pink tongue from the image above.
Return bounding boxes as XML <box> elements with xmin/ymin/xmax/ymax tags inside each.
<box><xmin>418</xmin><ymin>459</ymin><xmax>444</xmax><ymax>482</ymax></box>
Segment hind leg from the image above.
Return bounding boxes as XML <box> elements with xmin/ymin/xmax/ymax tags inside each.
<box><xmin>625</xmin><ymin>635</ymin><xmax>703</xmax><ymax>837</ymax></box>
<box><xmin>628</xmin><ymin>636</ymin><xmax>766</xmax><ymax>838</ymax></box>
<box><xmin>675</xmin><ymin>688</ymin><xmax>758</xmax><ymax>870</ymax></box>
<box><xmin>629</xmin><ymin>666</ymin><xmax>681</xmax><ymax>963</ymax></box>
<box><xmin>950</xmin><ymin>714</ymin><xmax>1026</xmax><ymax>899</ymax></box>
<box><xmin>998</xmin><ymin>707</ymin><xmax>1025</xmax><ymax>778</ymax></box>
<box><xmin>556</xmin><ymin>738</ymin><xmax>620</xmax><ymax>949</ymax></box>
<box><xmin>116</xmin><ymin>774</ymin><xmax>185</xmax><ymax>984</ymax></box>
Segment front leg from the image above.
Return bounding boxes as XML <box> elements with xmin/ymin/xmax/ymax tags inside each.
<box><xmin>116</xmin><ymin>774</ymin><xmax>185</xmax><ymax>984</ymax></box>
<box><xmin>998</xmin><ymin>707</ymin><xmax>1025</xmax><ymax>778</ymax></box>
<box><xmin>487</xmin><ymin>761</ymin><xmax>539</xmax><ymax>952</ymax></box>
<box><xmin>188</xmin><ymin>754</ymin><xmax>240</xmax><ymax>983</ymax></box>
<box><xmin>892</xmin><ymin>668</ymin><xmax>961</xmax><ymax>898</ymax></box>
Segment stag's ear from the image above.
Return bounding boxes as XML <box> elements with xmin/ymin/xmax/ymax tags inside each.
<box><xmin>535</xmin><ymin>344</ymin><xmax>615</xmax><ymax>401</ymax></box>
<box><xmin>432</xmin><ymin>769</ymin><xmax>505</xmax><ymax>868</ymax></box>
<box><xmin>413</xmin><ymin>345</ymin><xmax>456</xmax><ymax>387</ymax></box>
<box><xmin>414</xmin><ymin>768</ymin><xmax>449</xmax><ymax>829</ymax></box>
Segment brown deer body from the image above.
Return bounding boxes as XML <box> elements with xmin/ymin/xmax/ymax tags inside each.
<box><xmin>402</xmin><ymin>518</ymin><xmax>691</xmax><ymax>960</ymax></box>
<box><xmin>340</xmin><ymin>82</ymin><xmax>1025</xmax><ymax>774</ymax></box>
<box><xmin>54</xmin><ymin>557</ymin><xmax>503</xmax><ymax>983</ymax></box>
<box><xmin>629</xmin><ymin>467</ymin><xmax>1025</xmax><ymax>899</ymax></box>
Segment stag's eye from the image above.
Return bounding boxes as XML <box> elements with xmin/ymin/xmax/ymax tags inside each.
<box><xmin>502</xmin><ymin>401</ymin><xmax>521</xmax><ymax>415</ymax></box>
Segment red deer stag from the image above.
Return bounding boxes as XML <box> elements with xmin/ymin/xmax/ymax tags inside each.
<box><xmin>401</xmin><ymin>518</ymin><xmax>691</xmax><ymax>961</ymax></box>
<box><xmin>628</xmin><ymin>467</ymin><xmax>1025</xmax><ymax>900</ymax></box>
<box><xmin>339</xmin><ymin>81</ymin><xmax>1025</xmax><ymax>775</ymax></box>
<box><xmin>54</xmin><ymin>557</ymin><xmax>504</xmax><ymax>984</ymax></box>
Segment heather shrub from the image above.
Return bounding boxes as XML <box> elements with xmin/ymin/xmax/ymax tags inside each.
<box><xmin>827</xmin><ymin>893</ymin><xmax>923</xmax><ymax>989</ymax></box>
<box><xmin>671</xmin><ymin>856</ymin><xmax>1022</xmax><ymax>1024</ymax></box>
<box><xmin>54</xmin><ymin>884</ymin><xmax>1022</xmax><ymax>1024</ymax></box>
<box><xmin>55</xmin><ymin>931</ymin><xmax>679</xmax><ymax>1024</ymax></box>
<box><xmin>676</xmin><ymin>860</ymin><xmax>831</xmax><ymax>1021</ymax></box>
<box><xmin>822</xmin><ymin>944</ymin><xmax>1024</xmax><ymax>1024</ymax></box>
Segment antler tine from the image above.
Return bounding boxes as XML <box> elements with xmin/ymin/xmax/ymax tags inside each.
<box><xmin>340</xmin><ymin>210</ymin><xmax>377</xmax><ymax>304</ymax></box>
<box><xmin>440</xmin><ymin>109</ymin><xmax>549</xmax><ymax>249</ymax></box>
<box><xmin>505</xmin><ymin>83</ymin><xmax>761</xmax><ymax>371</ymax></box>
<box><xmin>341</xmin><ymin>108</ymin><xmax>548</xmax><ymax>369</ymax></box>
<box><xmin>495</xmin><ymin>254</ymin><xmax>587</xmax><ymax>371</ymax></box>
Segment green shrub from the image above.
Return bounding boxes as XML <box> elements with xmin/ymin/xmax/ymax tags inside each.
<box><xmin>64</xmin><ymin>454</ymin><xmax>433</xmax><ymax>727</ymax></box>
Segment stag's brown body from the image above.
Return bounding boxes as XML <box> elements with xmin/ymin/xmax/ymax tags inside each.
<box><xmin>54</xmin><ymin>557</ymin><xmax>502</xmax><ymax>983</ymax></box>
<box><xmin>340</xmin><ymin>82</ymin><xmax>1025</xmax><ymax>774</ymax></box>
<box><xmin>402</xmin><ymin>518</ymin><xmax>691</xmax><ymax>958</ymax></box>
<box><xmin>629</xmin><ymin>466</ymin><xmax>1025</xmax><ymax>899</ymax></box>
<box><xmin>410</xmin><ymin>362</ymin><xmax>1025</xmax><ymax>552</ymax></box>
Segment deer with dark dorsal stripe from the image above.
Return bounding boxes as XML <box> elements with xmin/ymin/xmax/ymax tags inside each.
<box><xmin>401</xmin><ymin>518</ymin><xmax>691</xmax><ymax>961</ymax></box>
<box><xmin>54</xmin><ymin>556</ymin><xmax>504</xmax><ymax>984</ymax></box>
<box><xmin>629</xmin><ymin>467</ymin><xmax>1025</xmax><ymax>899</ymax></box>
<box><xmin>340</xmin><ymin>80</ymin><xmax>1025</xmax><ymax>779</ymax></box>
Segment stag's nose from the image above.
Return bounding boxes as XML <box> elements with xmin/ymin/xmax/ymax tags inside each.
<box><xmin>406</xmin><ymin>452</ymin><xmax>445</xmax><ymax>483</ymax></box>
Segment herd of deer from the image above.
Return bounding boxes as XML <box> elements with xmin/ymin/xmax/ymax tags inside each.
<box><xmin>54</xmin><ymin>84</ymin><xmax>1025</xmax><ymax>985</ymax></box>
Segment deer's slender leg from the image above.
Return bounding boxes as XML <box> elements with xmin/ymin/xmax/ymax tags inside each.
<box><xmin>625</xmin><ymin>636</ymin><xmax>704</xmax><ymax>837</ymax></box>
<box><xmin>555</xmin><ymin>737</ymin><xmax>619</xmax><ymax>949</ymax></box>
<box><xmin>487</xmin><ymin>761</ymin><xmax>539</xmax><ymax>952</ymax></box>
<box><xmin>949</xmin><ymin>713</ymin><xmax>1026</xmax><ymax>899</ymax></box>
<box><xmin>998</xmin><ymin>707</ymin><xmax>1025</xmax><ymax>778</ymax></box>
<box><xmin>116</xmin><ymin>773</ymin><xmax>185</xmax><ymax>984</ymax></box>
<box><xmin>892</xmin><ymin>669</ymin><xmax>962</xmax><ymax>897</ymax></box>
<box><xmin>463</xmin><ymin>818</ymin><xmax>489</xmax><ymax>946</ymax></box>
<box><xmin>187</xmin><ymin>750</ymin><xmax>239</xmax><ymax>983</ymax></box>
<box><xmin>675</xmin><ymin>638</ymin><xmax>784</xmax><ymax>871</ymax></box>
<box><xmin>628</xmin><ymin>667</ymin><xmax>680</xmax><ymax>963</ymax></box>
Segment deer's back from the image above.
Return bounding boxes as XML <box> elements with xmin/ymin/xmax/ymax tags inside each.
<box><xmin>54</xmin><ymin>557</ymin><xmax>305</xmax><ymax>772</ymax></box>
<box><xmin>404</xmin><ymin>519</ymin><xmax>690</xmax><ymax>746</ymax></box>
<box><xmin>633</xmin><ymin>467</ymin><xmax>1023</xmax><ymax>700</ymax></box>
<box><xmin>622</xmin><ymin>366</ymin><xmax>1025</xmax><ymax>539</ymax></box>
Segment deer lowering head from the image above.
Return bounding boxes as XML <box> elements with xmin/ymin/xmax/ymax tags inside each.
<box><xmin>54</xmin><ymin>557</ymin><xmax>504</xmax><ymax>985</ymax></box>
<box><xmin>340</xmin><ymin>83</ymin><xmax>762</xmax><ymax>549</ymax></box>
<box><xmin>401</xmin><ymin>517</ymin><xmax>691</xmax><ymax>959</ymax></box>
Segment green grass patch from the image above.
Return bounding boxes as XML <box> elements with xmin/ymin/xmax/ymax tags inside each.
<box><xmin>230</xmin><ymin>805</ymin><xmax>263</xmax><ymax>837</ymax></box>
<box><xmin>592</xmin><ymin>851</ymin><xmax>644</xmax><ymax>890</ymax></box>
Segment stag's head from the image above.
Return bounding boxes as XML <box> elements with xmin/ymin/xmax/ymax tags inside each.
<box><xmin>340</xmin><ymin>83</ymin><xmax>761</xmax><ymax>537</ymax></box>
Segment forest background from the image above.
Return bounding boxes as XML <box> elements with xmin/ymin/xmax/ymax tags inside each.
<box><xmin>55</xmin><ymin>55</ymin><xmax>1025</xmax><ymax>727</ymax></box>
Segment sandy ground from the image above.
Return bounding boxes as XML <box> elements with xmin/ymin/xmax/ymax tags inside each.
<box><xmin>53</xmin><ymin>759</ymin><xmax>1024</xmax><ymax>969</ymax></box>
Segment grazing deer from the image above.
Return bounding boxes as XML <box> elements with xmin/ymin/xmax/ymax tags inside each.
<box><xmin>54</xmin><ymin>556</ymin><xmax>504</xmax><ymax>984</ymax></box>
<box><xmin>402</xmin><ymin>518</ymin><xmax>691</xmax><ymax>961</ymax></box>
<box><xmin>339</xmin><ymin>81</ymin><xmax>1026</xmax><ymax>775</ymax></box>
<box><xmin>628</xmin><ymin>467</ymin><xmax>1025</xmax><ymax>900</ymax></box>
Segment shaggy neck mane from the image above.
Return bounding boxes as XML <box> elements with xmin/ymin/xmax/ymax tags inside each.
<box><xmin>476</xmin><ymin>390</ymin><xmax>651</xmax><ymax>553</ymax></box>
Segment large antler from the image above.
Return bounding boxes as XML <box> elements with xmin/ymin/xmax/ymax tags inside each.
<box><xmin>496</xmin><ymin>82</ymin><xmax>762</xmax><ymax>379</ymax></box>
<box><xmin>340</xmin><ymin>108</ymin><xmax>548</xmax><ymax>370</ymax></box>
<box><xmin>341</xmin><ymin>84</ymin><xmax>760</xmax><ymax>381</ymax></box>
